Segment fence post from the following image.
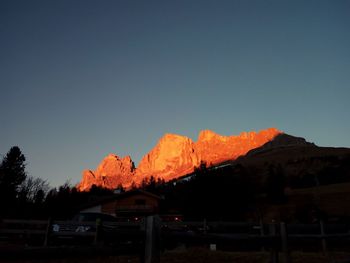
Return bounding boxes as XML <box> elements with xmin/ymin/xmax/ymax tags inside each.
<box><xmin>260</xmin><ymin>218</ymin><xmax>265</xmax><ymax>251</ymax></box>
<box><xmin>94</xmin><ymin>218</ymin><xmax>101</xmax><ymax>246</ymax></box>
<box><xmin>280</xmin><ymin>222</ymin><xmax>291</xmax><ymax>263</ymax></box>
<box><xmin>319</xmin><ymin>220</ymin><xmax>328</xmax><ymax>256</ymax></box>
<box><xmin>43</xmin><ymin>217</ymin><xmax>52</xmax><ymax>247</ymax></box>
<box><xmin>144</xmin><ymin>215</ymin><xmax>160</xmax><ymax>263</ymax></box>
<box><xmin>269</xmin><ymin>221</ymin><xmax>278</xmax><ymax>263</ymax></box>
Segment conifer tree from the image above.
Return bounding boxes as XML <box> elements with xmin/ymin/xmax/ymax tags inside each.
<box><xmin>0</xmin><ymin>146</ymin><xmax>27</xmax><ymax>214</ymax></box>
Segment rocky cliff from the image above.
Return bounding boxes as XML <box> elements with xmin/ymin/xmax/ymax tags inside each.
<box><xmin>137</xmin><ymin>133</ymin><xmax>201</xmax><ymax>181</ymax></box>
<box><xmin>77</xmin><ymin>154</ymin><xmax>135</xmax><ymax>191</ymax></box>
<box><xmin>77</xmin><ymin>127</ymin><xmax>282</xmax><ymax>191</ymax></box>
<box><xmin>195</xmin><ymin>128</ymin><xmax>280</xmax><ymax>166</ymax></box>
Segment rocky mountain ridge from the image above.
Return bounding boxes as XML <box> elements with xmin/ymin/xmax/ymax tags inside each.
<box><xmin>77</xmin><ymin>128</ymin><xmax>282</xmax><ymax>191</ymax></box>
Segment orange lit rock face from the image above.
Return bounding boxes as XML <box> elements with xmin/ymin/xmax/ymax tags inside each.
<box><xmin>77</xmin><ymin>128</ymin><xmax>281</xmax><ymax>191</ymax></box>
<box><xmin>78</xmin><ymin>170</ymin><xmax>97</xmax><ymax>191</ymax></box>
<box><xmin>77</xmin><ymin>154</ymin><xmax>135</xmax><ymax>191</ymax></box>
<box><xmin>196</xmin><ymin>128</ymin><xmax>281</xmax><ymax>166</ymax></box>
<box><xmin>137</xmin><ymin>134</ymin><xmax>201</xmax><ymax>181</ymax></box>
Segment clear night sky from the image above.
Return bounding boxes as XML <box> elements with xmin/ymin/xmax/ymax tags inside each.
<box><xmin>1</xmin><ymin>0</ymin><xmax>349</xmax><ymax>187</ymax></box>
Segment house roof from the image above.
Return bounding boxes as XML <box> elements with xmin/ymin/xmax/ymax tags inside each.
<box><xmin>80</xmin><ymin>189</ymin><xmax>162</xmax><ymax>210</ymax></box>
<box><xmin>114</xmin><ymin>189</ymin><xmax>162</xmax><ymax>200</ymax></box>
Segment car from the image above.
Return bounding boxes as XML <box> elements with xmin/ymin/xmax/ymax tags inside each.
<box><xmin>52</xmin><ymin>212</ymin><xmax>119</xmax><ymax>233</ymax></box>
<box><xmin>72</xmin><ymin>212</ymin><xmax>119</xmax><ymax>223</ymax></box>
<box><xmin>51</xmin><ymin>212</ymin><xmax>145</xmax><ymax>246</ymax></box>
<box><xmin>50</xmin><ymin>213</ymin><xmax>120</xmax><ymax>244</ymax></box>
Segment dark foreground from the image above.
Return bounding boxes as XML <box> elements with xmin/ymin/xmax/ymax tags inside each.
<box><xmin>1</xmin><ymin>248</ymin><xmax>350</xmax><ymax>263</ymax></box>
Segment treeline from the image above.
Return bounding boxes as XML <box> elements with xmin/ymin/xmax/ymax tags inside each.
<box><xmin>138</xmin><ymin>163</ymin><xmax>287</xmax><ymax>221</ymax></box>
<box><xmin>0</xmin><ymin>146</ymin><xmax>115</xmax><ymax>219</ymax></box>
<box><xmin>0</xmin><ymin>146</ymin><xmax>284</xmax><ymax>220</ymax></box>
<box><xmin>138</xmin><ymin>162</ymin><xmax>342</xmax><ymax>223</ymax></box>
<box><xmin>1</xmin><ymin>146</ymin><xmax>348</xmax><ymax>222</ymax></box>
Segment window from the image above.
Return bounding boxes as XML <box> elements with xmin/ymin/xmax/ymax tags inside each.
<box><xmin>135</xmin><ymin>199</ymin><xmax>146</xmax><ymax>205</ymax></box>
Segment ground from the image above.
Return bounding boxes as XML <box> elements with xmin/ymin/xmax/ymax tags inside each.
<box><xmin>2</xmin><ymin>248</ymin><xmax>350</xmax><ymax>263</ymax></box>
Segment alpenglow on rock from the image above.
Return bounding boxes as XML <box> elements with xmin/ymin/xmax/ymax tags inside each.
<box><xmin>77</xmin><ymin>154</ymin><xmax>135</xmax><ymax>191</ymax></box>
<box><xmin>195</xmin><ymin>128</ymin><xmax>280</xmax><ymax>166</ymax></box>
<box><xmin>137</xmin><ymin>133</ymin><xmax>201</xmax><ymax>181</ymax></box>
<box><xmin>77</xmin><ymin>128</ymin><xmax>282</xmax><ymax>191</ymax></box>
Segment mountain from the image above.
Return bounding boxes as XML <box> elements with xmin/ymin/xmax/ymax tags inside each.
<box><xmin>77</xmin><ymin>128</ymin><xmax>282</xmax><ymax>191</ymax></box>
<box><xmin>196</xmin><ymin>128</ymin><xmax>281</xmax><ymax>165</ymax></box>
<box><xmin>245</xmin><ymin>133</ymin><xmax>316</xmax><ymax>156</ymax></box>
<box><xmin>78</xmin><ymin>154</ymin><xmax>135</xmax><ymax>191</ymax></box>
<box><xmin>137</xmin><ymin>133</ymin><xmax>200</xmax><ymax>181</ymax></box>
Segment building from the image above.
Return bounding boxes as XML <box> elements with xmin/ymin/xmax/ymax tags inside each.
<box><xmin>80</xmin><ymin>190</ymin><xmax>161</xmax><ymax>220</ymax></box>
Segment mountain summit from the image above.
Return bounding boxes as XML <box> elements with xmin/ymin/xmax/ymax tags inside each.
<box><xmin>77</xmin><ymin>128</ymin><xmax>282</xmax><ymax>191</ymax></box>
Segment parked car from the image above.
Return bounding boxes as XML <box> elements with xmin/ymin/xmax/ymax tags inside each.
<box><xmin>50</xmin><ymin>212</ymin><xmax>144</xmax><ymax>246</ymax></box>
<box><xmin>52</xmin><ymin>212</ymin><xmax>118</xmax><ymax>233</ymax></box>
<box><xmin>72</xmin><ymin>212</ymin><xmax>118</xmax><ymax>222</ymax></box>
<box><xmin>50</xmin><ymin>212</ymin><xmax>119</xmax><ymax>245</ymax></box>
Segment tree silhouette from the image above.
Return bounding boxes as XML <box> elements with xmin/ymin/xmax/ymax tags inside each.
<box><xmin>265</xmin><ymin>164</ymin><xmax>287</xmax><ymax>204</ymax></box>
<box><xmin>18</xmin><ymin>176</ymin><xmax>49</xmax><ymax>203</ymax></box>
<box><xmin>0</xmin><ymin>146</ymin><xmax>27</xmax><ymax>215</ymax></box>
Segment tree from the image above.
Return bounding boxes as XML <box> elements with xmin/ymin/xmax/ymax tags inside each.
<box><xmin>0</xmin><ymin>147</ymin><xmax>26</xmax><ymax>195</ymax></box>
<box><xmin>18</xmin><ymin>176</ymin><xmax>50</xmax><ymax>203</ymax></box>
<box><xmin>130</xmin><ymin>181</ymin><xmax>137</xmax><ymax>189</ymax></box>
<box><xmin>0</xmin><ymin>146</ymin><xmax>27</xmax><ymax>215</ymax></box>
<box><xmin>265</xmin><ymin>164</ymin><xmax>287</xmax><ymax>204</ymax></box>
<box><xmin>115</xmin><ymin>183</ymin><xmax>125</xmax><ymax>193</ymax></box>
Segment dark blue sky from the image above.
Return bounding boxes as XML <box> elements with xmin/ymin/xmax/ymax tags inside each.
<box><xmin>1</xmin><ymin>0</ymin><xmax>349</xmax><ymax>187</ymax></box>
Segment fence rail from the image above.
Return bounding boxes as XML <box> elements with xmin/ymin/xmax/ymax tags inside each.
<box><xmin>1</xmin><ymin>217</ymin><xmax>350</xmax><ymax>263</ymax></box>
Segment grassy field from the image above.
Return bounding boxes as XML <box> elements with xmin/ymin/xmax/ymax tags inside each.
<box><xmin>2</xmin><ymin>248</ymin><xmax>350</xmax><ymax>263</ymax></box>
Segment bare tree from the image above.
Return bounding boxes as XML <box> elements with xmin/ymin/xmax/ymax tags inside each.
<box><xmin>19</xmin><ymin>176</ymin><xmax>50</xmax><ymax>203</ymax></box>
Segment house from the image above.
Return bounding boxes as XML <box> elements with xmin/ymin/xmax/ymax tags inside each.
<box><xmin>80</xmin><ymin>190</ymin><xmax>161</xmax><ymax>220</ymax></box>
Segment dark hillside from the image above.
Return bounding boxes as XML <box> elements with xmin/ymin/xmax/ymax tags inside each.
<box><xmin>143</xmin><ymin>135</ymin><xmax>350</xmax><ymax>222</ymax></box>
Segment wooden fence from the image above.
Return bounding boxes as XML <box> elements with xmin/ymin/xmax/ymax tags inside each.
<box><xmin>1</xmin><ymin>217</ymin><xmax>350</xmax><ymax>263</ymax></box>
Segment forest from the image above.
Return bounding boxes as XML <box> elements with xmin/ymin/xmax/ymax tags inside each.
<box><xmin>1</xmin><ymin>146</ymin><xmax>349</xmax><ymax>223</ymax></box>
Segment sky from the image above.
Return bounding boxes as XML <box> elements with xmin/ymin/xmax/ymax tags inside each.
<box><xmin>1</xmin><ymin>0</ymin><xmax>349</xmax><ymax>188</ymax></box>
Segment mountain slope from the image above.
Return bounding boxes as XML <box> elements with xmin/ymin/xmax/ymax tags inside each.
<box><xmin>77</xmin><ymin>128</ymin><xmax>282</xmax><ymax>191</ymax></box>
